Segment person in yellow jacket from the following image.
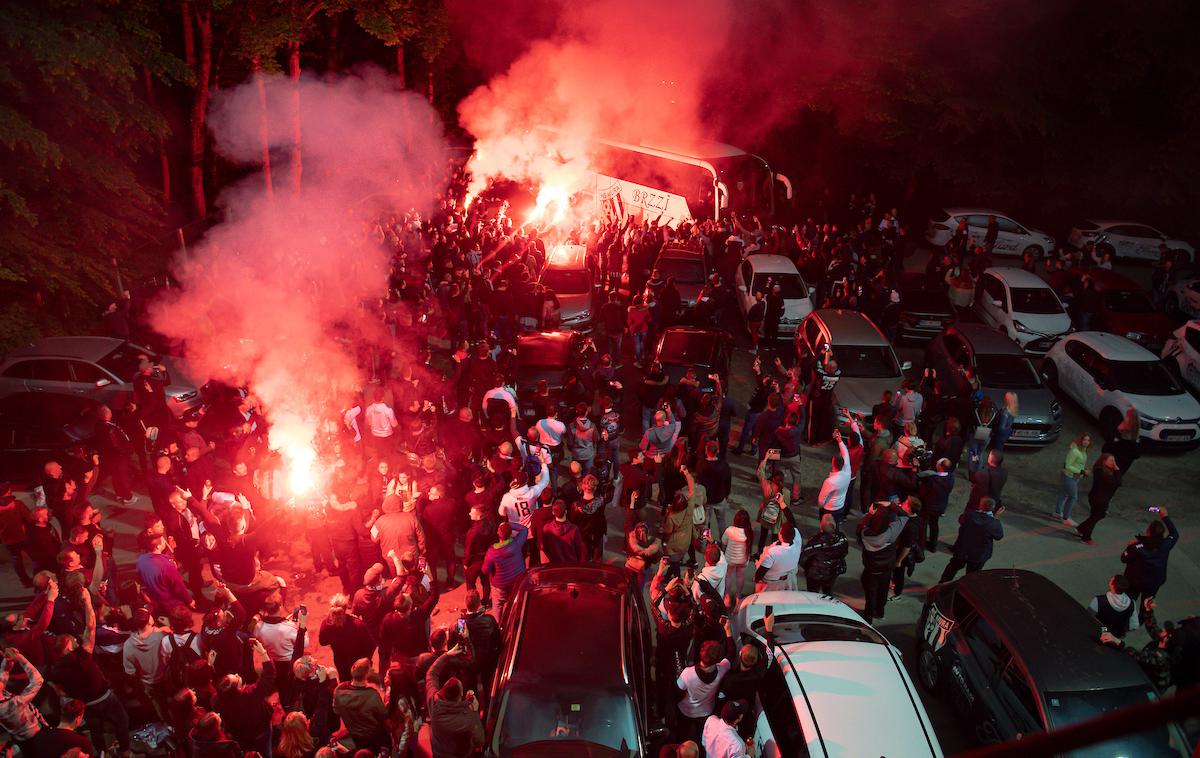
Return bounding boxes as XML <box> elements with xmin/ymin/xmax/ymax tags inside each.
<box><xmin>1055</xmin><ymin>432</ymin><xmax>1092</xmax><ymax>526</ymax></box>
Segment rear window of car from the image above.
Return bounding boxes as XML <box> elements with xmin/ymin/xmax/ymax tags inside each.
<box><xmin>657</xmin><ymin>257</ymin><xmax>706</xmax><ymax>284</ymax></box>
<box><xmin>751</xmin><ymin>615</ymin><xmax>887</xmax><ymax>645</ymax></box>
<box><xmin>541</xmin><ymin>268</ymin><xmax>591</xmax><ymax>295</ymax></box>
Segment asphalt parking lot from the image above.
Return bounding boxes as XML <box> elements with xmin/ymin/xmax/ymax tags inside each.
<box><xmin>0</xmin><ymin>252</ymin><xmax>1194</xmax><ymax>755</ymax></box>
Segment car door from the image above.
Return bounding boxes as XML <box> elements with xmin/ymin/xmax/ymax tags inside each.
<box><xmin>1103</xmin><ymin>224</ymin><xmax>1140</xmax><ymax>261</ymax></box>
<box><xmin>993</xmin><ymin>217</ymin><xmax>1027</xmax><ymax>255</ymax></box>
<box><xmin>965</xmin><ymin>214</ymin><xmax>990</xmax><ymax>246</ymax></box>
<box><xmin>1128</xmin><ymin>225</ymin><xmax>1165</xmax><ymax>261</ymax></box>
<box><xmin>1060</xmin><ymin>341</ymin><xmax>1092</xmax><ymax>407</ymax></box>
<box><xmin>996</xmin><ymin>659</ymin><xmax>1044</xmax><ymax>740</ymax></box>
<box><xmin>978</xmin><ymin>275</ymin><xmax>1007</xmax><ymax>328</ymax></box>
<box><xmin>67</xmin><ymin>360</ymin><xmax>115</xmax><ymax>399</ymax></box>
<box><xmin>754</xmin><ymin>661</ymin><xmax>812</xmax><ymax>758</ymax></box>
<box><xmin>22</xmin><ymin>358</ymin><xmax>77</xmax><ymax>395</ymax></box>
<box><xmin>956</xmin><ymin>614</ymin><xmax>1017</xmax><ymax>743</ymax></box>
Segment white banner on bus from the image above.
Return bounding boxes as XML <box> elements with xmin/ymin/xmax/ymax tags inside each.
<box><xmin>593</xmin><ymin>174</ymin><xmax>693</xmax><ymax>229</ymax></box>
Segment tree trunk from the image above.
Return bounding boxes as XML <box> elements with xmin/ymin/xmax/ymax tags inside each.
<box><xmin>396</xmin><ymin>43</ymin><xmax>406</xmax><ymax>89</ymax></box>
<box><xmin>325</xmin><ymin>12</ymin><xmax>339</xmax><ymax>73</ymax></box>
<box><xmin>252</xmin><ymin>56</ymin><xmax>274</xmax><ymax>199</ymax></box>
<box><xmin>187</xmin><ymin>1</ymin><xmax>213</xmax><ymax>219</ymax></box>
<box><xmin>142</xmin><ymin>67</ymin><xmax>171</xmax><ymax>204</ymax></box>
<box><xmin>289</xmin><ymin>40</ymin><xmax>302</xmax><ymax>196</ymax></box>
<box><xmin>426</xmin><ymin>68</ymin><xmax>433</xmax><ymax>104</ymax></box>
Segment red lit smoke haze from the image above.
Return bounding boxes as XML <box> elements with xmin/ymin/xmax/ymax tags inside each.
<box><xmin>151</xmin><ymin>70</ymin><xmax>449</xmax><ymax>481</ymax></box>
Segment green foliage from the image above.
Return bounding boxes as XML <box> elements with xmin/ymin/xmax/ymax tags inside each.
<box><xmin>0</xmin><ymin>0</ymin><xmax>186</xmax><ymax>351</ymax></box>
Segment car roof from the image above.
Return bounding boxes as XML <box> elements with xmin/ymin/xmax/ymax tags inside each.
<box><xmin>657</xmin><ymin>327</ymin><xmax>721</xmax><ymax>365</ymax></box>
<box><xmin>738</xmin><ymin>591</ymin><xmax>866</xmax><ymax>625</ymax></box>
<box><xmin>983</xmin><ymin>266</ymin><xmax>1050</xmax><ymax>288</ymax></box>
<box><xmin>1085</xmin><ymin>219</ymin><xmax>1157</xmax><ymax>229</ymax></box>
<box><xmin>745</xmin><ymin>254</ymin><xmax>800</xmax><ymax>275</ymax></box>
<box><xmin>1068</xmin><ymin>267</ymin><xmax>1140</xmax><ymax>291</ymax></box>
<box><xmin>6</xmin><ymin>336</ymin><xmax>127</xmax><ymax>363</ymax></box>
<box><xmin>657</xmin><ymin>243</ymin><xmax>704</xmax><ymax>260</ymax></box>
<box><xmin>944</xmin><ymin>207</ymin><xmax>1007</xmax><ymax>218</ymax></box>
<box><xmin>1067</xmin><ymin>331</ymin><xmax>1158</xmax><ymax>361</ymax></box>
<box><xmin>956</xmin><ymin>570</ymin><xmax>1154</xmax><ymax>692</ymax></box>
<box><xmin>811</xmin><ymin>309</ymin><xmax>888</xmax><ymax>346</ymax></box>
<box><xmin>948</xmin><ymin>324</ymin><xmax>1025</xmax><ymax>356</ymax></box>
<box><xmin>511</xmin><ymin>565</ymin><xmax>633</xmax><ymax>688</ymax></box>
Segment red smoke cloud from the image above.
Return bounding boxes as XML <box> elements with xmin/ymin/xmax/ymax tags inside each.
<box><xmin>151</xmin><ymin>70</ymin><xmax>449</xmax><ymax>487</ymax></box>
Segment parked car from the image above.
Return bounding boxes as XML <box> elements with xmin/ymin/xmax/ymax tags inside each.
<box><xmin>486</xmin><ymin>563</ymin><xmax>662</xmax><ymax>757</ymax></box>
<box><xmin>1068</xmin><ymin>219</ymin><xmax>1194</xmax><ymax>264</ymax></box>
<box><xmin>1162</xmin><ymin>320</ymin><xmax>1200</xmax><ymax>394</ymax></box>
<box><xmin>1043</xmin><ymin>331</ymin><xmax>1200</xmax><ymax>445</ymax></box>
<box><xmin>794</xmin><ymin>309</ymin><xmax>911</xmax><ymax>418</ymax></box>
<box><xmin>540</xmin><ymin>244</ymin><xmax>595</xmax><ymax>331</ymax></box>
<box><xmin>733</xmin><ymin>254</ymin><xmax>814</xmax><ymax>337</ymax></box>
<box><xmin>916</xmin><ymin>569</ymin><xmax>1191</xmax><ymax>755</ymax></box>
<box><xmin>651</xmin><ymin>327</ymin><xmax>731</xmax><ymax>393</ymax></box>
<box><xmin>0</xmin><ymin>392</ymin><xmax>101</xmax><ymax>483</ymax></box>
<box><xmin>733</xmin><ymin>591</ymin><xmax>942</xmax><ymax>757</ymax></box>
<box><xmin>652</xmin><ymin>244</ymin><xmax>708</xmax><ymax>313</ymax></box>
<box><xmin>1047</xmin><ymin>267</ymin><xmax>1174</xmax><ymax>352</ymax></box>
<box><xmin>974</xmin><ymin>267</ymin><xmax>1072</xmax><ymax>354</ymax></box>
<box><xmin>1164</xmin><ymin>278</ymin><xmax>1200</xmax><ymax>320</ymax></box>
<box><xmin>926</xmin><ymin>208</ymin><xmax>1055</xmax><ymax>258</ymax></box>
<box><xmin>513</xmin><ymin>331</ymin><xmax>585</xmax><ymax>418</ymax></box>
<box><xmin>895</xmin><ymin>272</ymin><xmax>956</xmax><ymax>342</ymax></box>
<box><xmin>0</xmin><ymin>337</ymin><xmax>202</xmax><ymax>418</ymax></box>
<box><xmin>925</xmin><ymin>324</ymin><xmax>1062</xmax><ymax>445</ymax></box>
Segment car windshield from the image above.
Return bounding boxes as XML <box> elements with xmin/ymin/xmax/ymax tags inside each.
<box><xmin>541</xmin><ymin>268</ymin><xmax>591</xmax><ymax>295</ymax></box>
<box><xmin>1100</xmin><ymin>289</ymin><xmax>1155</xmax><ymax>313</ymax></box>
<box><xmin>496</xmin><ymin>686</ymin><xmax>638</xmax><ymax>757</ymax></box>
<box><xmin>1110</xmin><ymin>360</ymin><xmax>1183</xmax><ymax>396</ymax></box>
<box><xmin>657</xmin><ymin>257</ymin><xmax>706</xmax><ymax>285</ymax></box>
<box><xmin>97</xmin><ymin>342</ymin><xmax>156</xmax><ymax>381</ymax></box>
<box><xmin>750</xmin><ymin>615</ymin><xmax>887</xmax><ymax>645</ymax></box>
<box><xmin>830</xmin><ymin>345</ymin><xmax>900</xmax><ymax>378</ymax></box>
<box><xmin>975</xmin><ymin>354</ymin><xmax>1042</xmax><ymax>389</ymax></box>
<box><xmin>517</xmin><ymin>341</ymin><xmax>570</xmax><ymax>371</ymax></box>
<box><xmin>1044</xmin><ymin>688</ymin><xmax>1189</xmax><ymax>757</ymax></box>
<box><xmin>753</xmin><ymin>272</ymin><xmax>808</xmax><ymax>299</ymax></box>
<box><xmin>1010</xmin><ymin>287</ymin><xmax>1064</xmax><ymax>315</ymax></box>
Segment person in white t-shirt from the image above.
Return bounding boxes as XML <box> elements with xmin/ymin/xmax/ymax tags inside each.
<box><xmin>703</xmin><ymin>700</ymin><xmax>756</xmax><ymax>758</ymax></box>
<box><xmin>755</xmin><ymin>522</ymin><xmax>801</xmax><ymax>592</ymax></box>
<box><xmin>362</xmin><ymin>388</ymin><xmax>398</xmax><ymax>463</ymax></box>
<box><xmin>676</xmin><ymin>640</ymin><xmax>731</xmax><ymax>744</ymax></box>
<box><xmin>817</xmin><ymin>429</ymin><xmax>852</xmax><ymax>528</ymax></box>
<box><xmin>498</xmin><ymin>461</ymin><xmax>550</xmax><ymax>531</ymax></box>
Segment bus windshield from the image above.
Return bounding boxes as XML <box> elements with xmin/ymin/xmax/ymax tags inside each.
<box><xmin>711</xmin><ymin>154</ymin><xmax>775</xmax><ymax>218</ymax></box>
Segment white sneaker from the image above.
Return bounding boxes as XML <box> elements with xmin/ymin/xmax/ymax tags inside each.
<box><xmin>1063</xmin><ymin>518</ymin><xmax>1077</xmax><ymax>527</ymax></box>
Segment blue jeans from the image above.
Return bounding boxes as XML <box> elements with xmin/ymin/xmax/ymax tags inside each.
<box><xmin>1056</xmin><ymin>473</ymin><xmax>1079</xmax><ymax>520</ymax></box>
<box><xmin>632</xmin><ymin>332</ymin><xmax>646</xmax><ymax>361</ymax></box>
<box><xmin>967</xmin><ymin>437</ymin><xmax>988</xmax><ymax>471</ymax></box>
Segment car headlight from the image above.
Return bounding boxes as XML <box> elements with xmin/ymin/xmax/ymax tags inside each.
<box><xmin>1139</xmin><ymin>416</ymin><xmax>1159</xmax><ymax>430</ymax></box>
<box><xmin>1124</xmin><ymin>331</ymin><xmax>1144</xmax><ymax>341</ymax></box>
<box><xmin>1013</xmin><ymin>320</ymin><xmax>1030</xmax><ymax>333</ymax></box>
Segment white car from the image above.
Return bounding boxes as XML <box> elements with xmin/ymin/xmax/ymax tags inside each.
<box><xmin>974</xmin><ymin>267</ymin><xmax>1072</xmax><ymax>353</ymax></box>
<box><xmin>1165</xmin><ymin>278</ymin><xmax>1200</xmax><ymax>320</ymax></box>
<box><xmin>1163</xmin><ymin>320</ymin><xmax>1200</xmax><ymax>394</ymax></box>
<box><xmin>732</xmin><ymin>591</ymin><xmax>943</xmax><ymax>758</ymax></box>
<box><xmin>926</xmin><ymin>207</ymin><xmax>1055</xmax><ymax>258</ymax></box>
<box><xmin>1068</xmin><ymin>220</ymin><xmax>1194</xmax><ymax>264</ymax></box>
<box><xmin>1043</xmin><ymin>332</ymin><xmax>1200</xmax><ymax>445</ymax></box>
<box><xmin>734</xmin><ymin>254</ymin><xmax>814</xmax><ymax>337</ymax></box>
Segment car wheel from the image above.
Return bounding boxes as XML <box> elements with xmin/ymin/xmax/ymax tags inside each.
<box><xmin>1100</xmin><ymin>407</ymin><xmax>1123</xmax><ymax>437</ymax></box>
<box><xmin>1041</xmin><ymin>361</ymin><xmax>1059</xmax><ymax>391</ymax></box>
<box><xmin>1024</xmin><ymin>245</ymin><xmax>1044</xmax><ymax>261</ymax></box>
<box><xmin>917</xmin><ymin>647</ymin><xmax>942</xmax><ymax>693</ymax></box>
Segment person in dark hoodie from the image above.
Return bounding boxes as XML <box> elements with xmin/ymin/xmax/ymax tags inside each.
<box><xmin>213</xmin><ymin>638</ymin><xmax>275</xmax><ymax>755</ymax></box>
<box><xmin>1121</xmin><ymin>507</ymin><xmax>1180</xmax><ymax>621</ymax></box>
<box><xmin>856</xmin><ymin>500</ymin><xmax>910</xmax><ymax>624</ymax></box>
<box><xmin>542</xmin><ymin>500</ymin><xmax>585</xmax><ymax>563</ymax></box>
<box><xmin>332</xmin><ymin>658</ymin><xmax>388</xmax><ymax>753</ymax></box>
<box><xmin>798</xmin><ymin>514</ymin><xmax>849</xmax><ymax>594</ymax></box>
<box><xmin>1088</xmin><ymin>575</ymin><xmax>1138</xmax><ymax>639</ymax></box>
<box><xmin>566</xmin><ymin>404</ymin><xmax>599</xmax><ymax>476</ymax></box>
<box><xmin>939</xmin><ymin>497</ymin><xmax>1005</xmax><ymax>583</ymax></box>
<box><xmin>427</xmin><ymin>676</ymin><xmax>484</xmax><ymax>758</ymax></box>
<box><xmin>916</xmin><ymin>457</ymin><xmax>955</xmax><ymax>552</ymax></box>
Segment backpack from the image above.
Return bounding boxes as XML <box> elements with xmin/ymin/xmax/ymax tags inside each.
<box><xmin>164</xmin><ymin>631</ymin><xmax>201</xmax><ymax>693</ymax></box>
<box><xmin>521</xmin><ymin>444</ymin><xmax>545</xmax><ymax>480</ymax></box>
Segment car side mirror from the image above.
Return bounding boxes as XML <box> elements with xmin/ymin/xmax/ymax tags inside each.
<box><xmin>991</xmin><ymin>299</ymin><xmax>1003</xmax><ymax>308</ymax></box>
<box><xmin>901</xmin><ymin>360</ymin><xmax>913</xmax><ymax>372</ymax></box>
<box><xmin>95</xmin><ymin>379</ymin><xmax>112</xmax><ymax>388</ymax></box>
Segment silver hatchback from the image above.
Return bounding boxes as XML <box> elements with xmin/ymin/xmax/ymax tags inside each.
<box><xmin>0</xmin><ymin>337</ymin><xmax>202</xmax><ymax>417</ymax></box>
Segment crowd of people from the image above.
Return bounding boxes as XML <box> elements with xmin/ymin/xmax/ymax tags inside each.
<box><xmin>0</xmin><ymin>173</ymin><xmax>1196</xmax><ymax>758</ymax></box>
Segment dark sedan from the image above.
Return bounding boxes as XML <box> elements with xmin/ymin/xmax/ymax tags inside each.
<box><xmin>896</xmin><ymin>272</ymin><xmax>956</xmax><ymax>342</ymax></box>
<box><xmin>0</xmin><ymin>392</ymin><xmax>100</xmax><ymax>483</ymax></box>
<box><xmin>651</xmin><ymin>327</ymin><xmax>731</xmax><ymax>393</ymax></box>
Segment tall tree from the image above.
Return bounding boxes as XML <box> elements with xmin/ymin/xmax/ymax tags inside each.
<box><xmin>0</xmin><ymin>0</ymin><xmax>186</xmax><ymax>349</ymax></box>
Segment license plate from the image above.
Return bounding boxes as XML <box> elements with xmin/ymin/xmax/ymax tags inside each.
<box><xmin>918</xmin><ymin>320</ymin><xmax>941</xmax><ymax>328</ymax></box>
<box><xmin>1162</xmin><ymin>429</ymin><xmax>1195</xmax><ymax>440</ymax></box>
<box><xmin>1013</xmin><ymin>429</ymin><xmax>1040</xmax><ymax>439</ymax></box>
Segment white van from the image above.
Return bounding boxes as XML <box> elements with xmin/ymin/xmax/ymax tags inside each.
<box><xmin>732</xmin><ymin>592</ymin><xmax>943</xmax><ymax>758</ymax></box>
